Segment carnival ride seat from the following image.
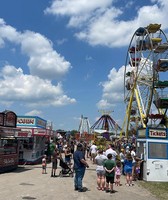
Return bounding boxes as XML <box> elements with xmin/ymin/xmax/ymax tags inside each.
<box><xmin>130</xmin><ymin>109</ymin><xmax>136</xmax><ymax>115</ymax></box>
<box><xmin>135</xmin><ymin>27</ymin><xmax>146</xmax><ymax>36</ymax></box>
<box><xmin>155</xmin><ymin>59</ymin><xmax>168</xmax><ymax>72</ymax></box>
<box><xmin>145</xmin><ymin>37</ymin><xmax>162</xmax><ymax>50</ymax></box>
<box><xmin>129</xmin><ymin>46</ymin><xmax>138</xmax><ymax>53</ymax></box>
<box><xmin>129</xmin><ymin>58</ymin><xmax>141</xmax><ymax>67</ymax></box>
<box><xmin>146</xmin><ymin>23</ymin><xmax>161</xmax><ymax>33</ymax></box>
<box><xmin>154</xmin><ymin>81</ymin><xmax>168</xmax><ymax>88</ymax></box>
<box><xmin>153</xmin><ymin>97</ymin><xmax>168</xmax><ymax>109</ymax></box>
<box><xmin>154</xmin><ymin>43</ymin><xmax>168</xmax><ymax>53</ymax></box>
<box><xmin>148</xmin><ymin>114</ymin><xmax>164</xmax><ymax>119</ymax></box>
<box><xmin>137</xmin><ymin>40</ymin><xmax>147</xmax><ymax>50</ymax></box>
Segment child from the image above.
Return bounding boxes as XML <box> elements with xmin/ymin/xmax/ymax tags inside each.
<box><xmin>103</xmin><ymin>153</ymin><xmax>116</xmax><ymax>193</ymax></box>
<box><xmin>115</xmin><ymin>159</ymin><xmax>122</xmax><ymax>186</ymax></box>
<box><xmin>135</xmin><ymin>160</ymin><xmax>143</xmax><ymax>180</ymax></box>
<box><xmin>42</xmin><ymin>155</ymin><xmax>47</xmax><ymax>174</ymax></box>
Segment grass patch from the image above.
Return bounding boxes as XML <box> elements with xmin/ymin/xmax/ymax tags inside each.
<box><xmin>138</xmin><ymin>181</ymin><xmax>168</xmax><ymax>200</ymax></box>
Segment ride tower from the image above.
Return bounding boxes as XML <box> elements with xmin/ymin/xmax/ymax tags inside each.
<box><xmin>78</xmin><ymin>115</ymin><xmax>91</xmax><ymax>135</ymax></box>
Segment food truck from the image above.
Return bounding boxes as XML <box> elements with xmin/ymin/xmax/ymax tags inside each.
<box><xmin>16</xmin><ymin>116</ymin><xmax>52</xmax><ymax>164</ymax></box>
<box><xmin>0</xmin><ymin>110</ymin><xmax>20</xmax><ymax>173</ymax></box>
<box><xmin>136</xmin><ymin>127</ymin><xmax>168</xmax><ymax>182</ymax></box>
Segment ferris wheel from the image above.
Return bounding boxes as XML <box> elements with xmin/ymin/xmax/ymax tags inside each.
<box><xmin>121</xmin><ymin>23</ymin><xmax>168</xmax><ymax>137</ymax></box>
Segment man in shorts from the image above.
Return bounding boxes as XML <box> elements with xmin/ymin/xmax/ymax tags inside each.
<box><xmin>103</xmin><ymin>153</ymin><xmax>116</xmax><ymax>193</ymax></box>
<box><xmin>90</xmin><ymin>142</ymin><xmax>97</xmax><ymax>164</ymax></box>
<box><xmin>51</xmin><ymin>148</ymin><xmax>59</xmax><ymax>177</ymax></box>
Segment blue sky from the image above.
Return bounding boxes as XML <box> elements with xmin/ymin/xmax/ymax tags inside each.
<box><xmin>0</xmin><ymin>0</ymin><xmax>168</xmax><ymax>131</ymax></box>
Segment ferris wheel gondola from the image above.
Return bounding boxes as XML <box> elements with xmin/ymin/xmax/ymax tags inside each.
<box><xmin>121</xmin><ymin>23</ymin><xmax>168</xmax><ymax>137</ymax></box>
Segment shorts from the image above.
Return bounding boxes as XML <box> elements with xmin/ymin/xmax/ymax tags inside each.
<box><xmin>96</xmin><ymin>169</ymin><xmax>105</xmax><ymax>176</ymax></box>
<box><xmin>106</xmin><ymin>176</ymin><xmax>115</xmax><ymax>184</ymax></box>
<box><xmin>52</xmin><ymin>160</ymin><xmax>58</xmax><ymax>169</ymax></box>
<box><xmin>124</xmin><ymin>167</ymin><xmax>132</xmax><ymax>174</ymax></box>
<box><xmin>42</xmin><ymin>165</ymin><xmax>46</xmax><ymax>170</ymax></box>
<box><xmin>91</xmin><ymin>153</ymin><xmax>97</xmax><ymax>159</ymax></box>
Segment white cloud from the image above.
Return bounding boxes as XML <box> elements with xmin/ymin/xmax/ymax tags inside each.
<box><xmin>0</xmin><ymin>19</ymin><xmax>75</xmax><ymax>109</ymax></box>
<box><xmin>45</xmin><ymin>0</ymin><xmax>112</xmax><ymax>16</ymax></box>
<box><xmin>0</xmin><ymin>65</ymin><xmax>76</xmax><ymax>107</ymax></box>
<box><xmin>45</xmin><ymin>0</ymin><xmax>168</xmax><ymax>47</ymax></box>
<box><xmin>97</xmin><ymin>66</ymin><xmax>125</xmax><ymax>109</ymax></box>
<box><xmin>56</xmin><ymin>38</ymin><xmax>67</xmax><ymax>45</ymax></box>
<box><xmin>20</xmin><ymin>31</ymin><xmax>71</xmax><ymax>80</ymax></box>
<box><xmin>25</xmin><ymin>110</ymin><xmax>43</xmax><ymax>116</ymax></box>
<box><xmin>0</xmin><ymin>19</ymin><xmax>21</xmax><ymax>44</ymax></box>
<box><xmin>0</xmin><ymin>19</ymin><xmax>72</xmax><ymax>80</ymax></box>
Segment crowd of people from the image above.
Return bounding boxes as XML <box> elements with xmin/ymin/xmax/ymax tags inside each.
<box><xmin>41</xmin><ymin>136</ymin><xmax>143</xmax><ymax>194</ymax></box>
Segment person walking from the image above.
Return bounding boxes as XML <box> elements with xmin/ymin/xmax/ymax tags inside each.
<box><xmin>90</xmin><ymin>142</ymin><xmax>98</xmax><ymax>164</ymax></box>
<box><xmin>73</xmin><ymin>143</ymin><xmax>89</xmax><ymax>192</ymax></box>
<box><xmin>95</xmin><ymin>149</ymin><xmax>107</xmax><ymax>191</ymax></box>
<box><xmin>103</xmin><ymin>153</ymin><xmax>116</xmax><ymax>194</ymax></box>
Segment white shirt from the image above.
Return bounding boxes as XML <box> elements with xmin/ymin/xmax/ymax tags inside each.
<box><xmin>90</xmin><ymin>144</ymin><xmax>97</xmax><ymax>154</ymax></box>
<box><xmin>131</xmin><ymin>150</ymin><xmax>136</xmax><ymax>163</ymax></box>
<box><xmin>105</xmin><ymin>148</ymin><xmax>117</xmax><ymax>161</ymax></box>
<box><xmin>95</xmin><ymin>154</ymin><xmax>107</xmax><ymax>171</ymax></box>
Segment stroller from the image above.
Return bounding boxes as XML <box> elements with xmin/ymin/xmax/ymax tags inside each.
<box><xmin>59</xmin><ymin>158</ymin><xmax>74</xmax><ymax>177</ymax></box>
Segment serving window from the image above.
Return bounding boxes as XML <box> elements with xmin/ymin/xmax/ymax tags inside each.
<box><xmin>148</xmin><ymin>142</ymin><xmax>168</xmax><ymax>159</ymax></box>
<box><xmin>0</xmin><ymin>138</ymin><xmax>17</xmax><ymax>154</ymax></box>
<box><xmin>19</xmin><ymin>138</ymin><xmax>34</xmax><ymax>150</ymax></box>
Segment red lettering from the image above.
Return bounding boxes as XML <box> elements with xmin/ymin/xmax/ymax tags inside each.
<box><xmin>149</xmin><ymin>130</ymin><xmax>166</xmax><ymax>137</ymax></box>
<box><xmin>17</xmin><ymin>118</ymin><xmax>34</xmax><ymax>124</ymax></box>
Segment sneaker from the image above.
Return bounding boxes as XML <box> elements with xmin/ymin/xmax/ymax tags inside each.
<box><xmin>105</xmin><ymin>189</ymin><xmax>109</xmax><ymax>193</ymax></box>
<box><xmin>125</xmin><ymin>183</ymin><xmax>129</xmax><ymax>186</ymax></box>
<box><xmin>78</xmin><ymin>189</ymin><xmax>85</xmax><ymax>192</ymax></box>
<box><xmin>74</xmin><ymin>188</ymin><xmax>78</xmax><ymax>191</ymax></box>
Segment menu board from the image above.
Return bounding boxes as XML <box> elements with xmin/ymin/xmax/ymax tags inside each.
<box><xmin>4</xmin><ymin>111</ymin><xmax>17</xmax><ymax>128</ymax></box>
<box><xmin>0</xmin><ymin>113</ymin><xmax>4</xmax><ymax>126</ymax></box>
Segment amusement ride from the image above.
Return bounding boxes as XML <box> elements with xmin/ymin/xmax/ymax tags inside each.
<box><xmin>121</xmin><ymin>23</ymin><xmax>168</xmax><ymax>137</ymax></box>
<box><xmin>78</xmin><ymin>115</ymin><xmax>91</xmax><ymax>135</ymax></box>
<box><xmin>90</xmin><ymin>110</ymin><xmax>121</xmax><ymax>135</ymax></box>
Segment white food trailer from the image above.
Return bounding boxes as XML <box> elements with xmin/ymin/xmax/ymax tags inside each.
<box><xmin>136</xmin><ymin>127</ymin><xmax>168</xmax><ymax>182</ymax></box>
<box><xmin>15</xmin><ymin>116</ymin><xmax>52</xmax><ymax>164</ymax></box>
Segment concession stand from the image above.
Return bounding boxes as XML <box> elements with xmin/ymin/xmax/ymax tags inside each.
<box><xmin>0</xmin><ymin>110</ymin><xmax>20</xmax><ymax>173</ymax></box>
<box><xmin>136</xmin><ymin>127</ymin><xmax>168</xmax><ymax>182</ymax></box>
<box><xmin>16</xmin><ymin>116</ymin><xmax>53</xmax><ymax>164</ymax></box>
